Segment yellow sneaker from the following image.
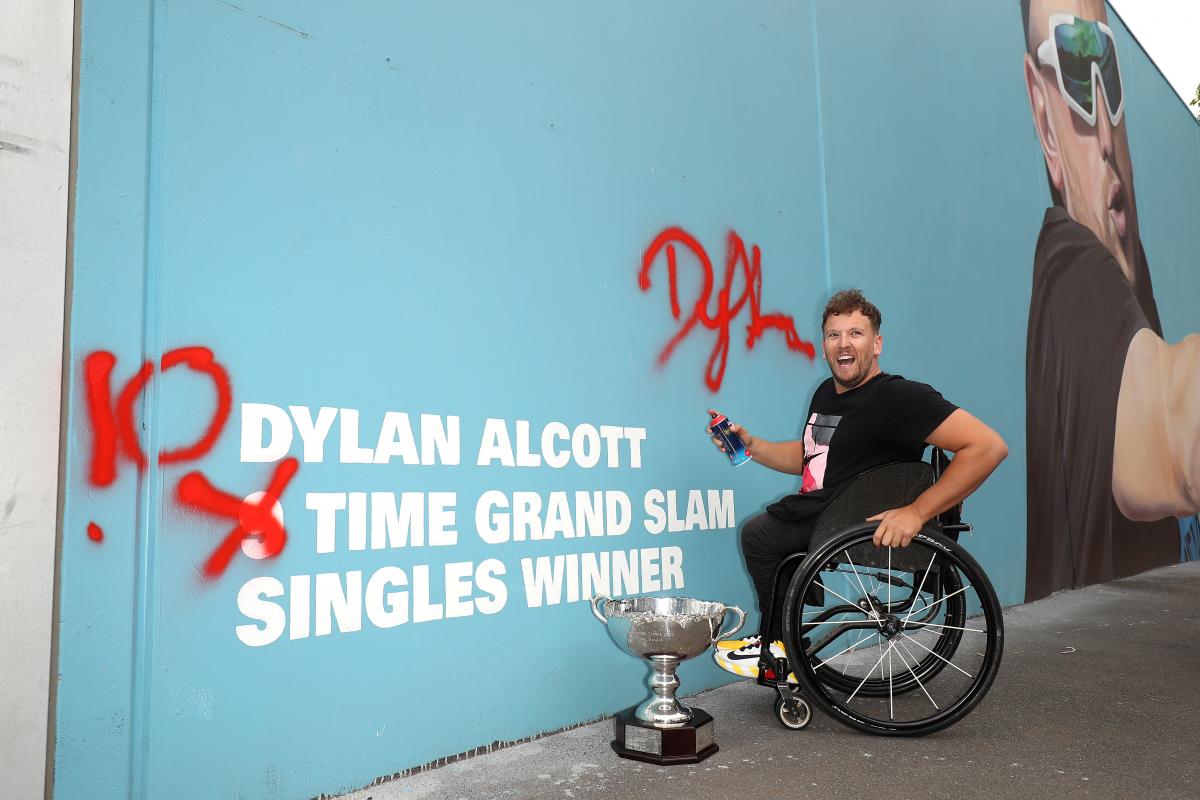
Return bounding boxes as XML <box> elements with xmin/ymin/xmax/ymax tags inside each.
<box><xmin>713</xmin><ymin>636</ymin><xmax>796</xmax><ymax>682</ymax></box>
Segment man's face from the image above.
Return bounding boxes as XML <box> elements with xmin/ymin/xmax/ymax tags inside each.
<box><xmin>1025</xmin><ymin>0</ymin><xmax>1139</xmax><ymax>281</ymax></box>
<box><xmin>822</xmin><ymin>311</ymin><xmax>882</xmax><ymax>393</ymax></box>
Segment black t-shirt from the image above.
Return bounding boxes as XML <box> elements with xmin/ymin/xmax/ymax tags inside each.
<box><xmin>1025</xmin><ymin>207</ymin><xmax>1179</xmax><ymax>601</ymax></box>
<box><xmin>767</xmin><ymin>373</ymin><xmax>958</xmax><ymax>522</ymax></box>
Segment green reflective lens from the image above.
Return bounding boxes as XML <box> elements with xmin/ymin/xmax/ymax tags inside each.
<box><xmin>1097</xmin><ymin>45</ymin><xmax>1122</xmax><ymax>116</ymax></box>
<box><xmin>1053</xmin><ymin>19</ymin><xmax>1123</xmax><ymax>121</ymax></box>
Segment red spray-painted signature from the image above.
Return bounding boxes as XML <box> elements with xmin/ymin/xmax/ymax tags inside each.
<box><xmin>83</xmin><ymin>346</ymin><xmax>296</xmax><ymax>578</ymax></box>
<box><xmin>638</xmin><ymin>227</ymin><xmax>815</xmax><ymax>392</ymax></box>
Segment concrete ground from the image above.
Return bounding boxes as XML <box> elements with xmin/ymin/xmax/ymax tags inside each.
<box><xmin>334</xmin><ymin>561</ymin><xmax>1200</xmax><ymax>800</ymax></box>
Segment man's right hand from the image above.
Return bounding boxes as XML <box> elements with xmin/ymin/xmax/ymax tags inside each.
<box><xmin>707</xmin><ymin>413</ymin><xmax>808</xmax><ymax>475</ymax></box>
<box><xmin>707</xmin><ymin>409</ymin><xmax>755</xmax><ymax>457</ymax></box>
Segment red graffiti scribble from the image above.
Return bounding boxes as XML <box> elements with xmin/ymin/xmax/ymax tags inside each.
<box><xmin>160</xmin><ymin>348</ymin><xmax>233</xmax><ymax>465</ymax></box>
<box><xmin>84</xmin><ymin>352</ymin><xmax>120</xmax><ymax>487</ymax></box>
<box><xmin>84</xmin><ymin>346</ymin><xmax>232</xmax><ymax>487</ymax></box>
<box><xmin>177</xmin><ymin>457</ymin><xmax>300</xmax><ymax>580</ymax></box>
<box><xmin>638</xmin><ymin>227</ymin><xmax>816</xmax><ymax>392</ymax></box>
<box><xmin>113</xmin><ymin>360</ymin><xmax>154</xmax><ymax>471</ymax></box>
<box><xmin>83</xmin><ymin>346</ymin><xmax>270</xmax><ymax>577</ymax></box>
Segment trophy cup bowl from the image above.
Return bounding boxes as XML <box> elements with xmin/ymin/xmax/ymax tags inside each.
<box><xmin>591</xmin><ymin>595</ymin><xmax>744</xmax><ymax>764</ymax></box>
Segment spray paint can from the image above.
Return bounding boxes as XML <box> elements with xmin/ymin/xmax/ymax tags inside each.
<box><xmin>708</xmin><ymin>412</ymin><xmax>751</xmax><ymax>466</ymax></box>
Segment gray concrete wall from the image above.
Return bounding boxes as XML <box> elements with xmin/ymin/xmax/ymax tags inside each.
<box><xmin>0</xmin><ymin>0</ymin><xmax>74</xmax><ymax>796</ymax></box>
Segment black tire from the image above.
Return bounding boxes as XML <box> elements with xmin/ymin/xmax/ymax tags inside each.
<box><xmin>782</xmin><ymin>523</ymin><xmax>1003</xmax><ymax>736</ymax></box>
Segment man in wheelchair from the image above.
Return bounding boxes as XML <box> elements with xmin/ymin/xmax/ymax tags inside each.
<box><xmin>709</xmin><ymin>289</ymin><xmax>1008</xmax><ymax>711</ymax></box>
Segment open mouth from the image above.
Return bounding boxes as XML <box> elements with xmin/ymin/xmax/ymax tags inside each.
<box><xmin>1108</xmin><ymin>180</ymin><xmax>1127</xmax><ymax>238</ymax></box>
<box><xmin>836</xmin><ymin>354</ymin><xmax>854</xmax><ymax>368</ymax></box>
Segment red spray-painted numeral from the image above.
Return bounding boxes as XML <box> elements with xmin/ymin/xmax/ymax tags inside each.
<box><xmin>639</xmin><ymin>227</ymin><xmax>816</xmax><ymax>392</ymax></box>
<box><xmin>83</xmin><ymin>346</ymin><xmax>277</xmax><ymax>578</ymax></box>
<box><xmin>177</xmin><ymin>457</ymin><xmax>300</xmax><ymax>579</ymax></box>
<box><xmin>84</xmin><ymin>346</ymin><xmax>232</xmax><ymax>487</ymax></box>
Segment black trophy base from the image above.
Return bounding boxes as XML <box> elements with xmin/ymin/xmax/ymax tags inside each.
<box><xmin>612</xmin><ymin>707</ymin><xmax>718</xmax><ymax>765</ymax></box>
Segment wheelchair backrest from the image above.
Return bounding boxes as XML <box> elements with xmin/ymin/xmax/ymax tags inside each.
<box><xmin>809</xmin><ymin>461</ymin><xmax>936</xmax><ymax>572</ymax></box>
<box><xmin>931</xmin><ymin>447</ymin><xmax>963</xmax><ymax>528</ymax></box>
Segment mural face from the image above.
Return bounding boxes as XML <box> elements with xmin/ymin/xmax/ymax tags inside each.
<box><xmin>1021</xmin><ymin>0</ymin><xmax>1199</xmax><ymax>600</ymax></box>
<box><xmin>1025</xmin><ymin>0</ymin><xmax>1141</xmax><ymax>283</ymax></box>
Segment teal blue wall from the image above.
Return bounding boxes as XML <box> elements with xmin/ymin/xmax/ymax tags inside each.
<box><xmin>57</xmin><ymin>1</ymin><xmax>1200</xmax><ymax>798</ymax></box>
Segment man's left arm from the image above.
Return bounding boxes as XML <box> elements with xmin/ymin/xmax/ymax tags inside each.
<box><xmin>870</xmin><ymin>409</ymin><xmax>1009</xmax><ymax>547</ymax></box>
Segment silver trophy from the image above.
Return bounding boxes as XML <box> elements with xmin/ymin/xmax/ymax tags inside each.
<box><xmin>590</xmin><ymin>595</ymin><xmax>744</xmax><ymax>764</ymax></box>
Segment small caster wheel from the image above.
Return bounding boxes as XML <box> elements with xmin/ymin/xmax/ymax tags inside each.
<box><xmin>774</xmin><ymin>695</ymin><xmax>812</xmax><ymax>730</ymax></box>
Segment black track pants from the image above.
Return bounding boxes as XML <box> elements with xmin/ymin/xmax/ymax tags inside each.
<box><xmin>739</xmin><ymin>511</ymin><xmax>816</xmax><ymax>642</ymax></box>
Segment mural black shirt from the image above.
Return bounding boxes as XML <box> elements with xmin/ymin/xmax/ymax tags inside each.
<box><xmin>1025</xmin><ymin>207</ymin><xmax>1179</xmax><ymax>601</ymax></box>
<box><xmin>767</xmin><ymin>373</ymin><xmax>957</xmax><ymax>522</ymax></box>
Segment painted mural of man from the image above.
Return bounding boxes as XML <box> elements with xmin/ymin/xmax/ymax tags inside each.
<box><xmin>1020</xmin><ymin>0</ymin><xmax>1200</xmax><ymax>600</ymax></box>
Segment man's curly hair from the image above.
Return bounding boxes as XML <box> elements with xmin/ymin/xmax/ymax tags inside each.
<box><xmin>821</xmin><ymin>289</ymin><xmax>881</xmax><ymax>332</ymax></box>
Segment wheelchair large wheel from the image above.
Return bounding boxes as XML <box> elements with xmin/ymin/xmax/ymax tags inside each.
<box><xmin>782</xmin><ymin>524</ymin><xmax>1003</xmax><ymax>736</ymax></box>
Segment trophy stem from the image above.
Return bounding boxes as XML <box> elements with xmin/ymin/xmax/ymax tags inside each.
<box><xmin>634</xmin><ymin>655</ymin><xmax>693</xmax><ymax>727</ymax></box>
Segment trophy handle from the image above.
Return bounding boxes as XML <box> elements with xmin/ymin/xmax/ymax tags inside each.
<box><xmin>589</xmin><ymin>595</ymin><xmax>612</xmax><ymax>624</ymax></box>
<box><xmin>714</xmin><ymin>605</ymin><xmax>746</xmax><ymax>642</ymax></box>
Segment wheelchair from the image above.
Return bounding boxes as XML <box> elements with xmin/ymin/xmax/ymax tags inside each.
<box><xmin>752</xmin><ymin>452</ymin><xmax>1004</xmax><ymax>736</ymax></box>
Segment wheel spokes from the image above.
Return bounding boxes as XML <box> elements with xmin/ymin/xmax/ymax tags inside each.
<box><xmin>814</xmin><ymin>630</ymin><xmax>884</xmax><ymax>671</ymax></box>
<box><xmin>846</xmin><ymin>643</ymin><xmax>896</xmax><ymax>703</ymax></box>
<box><xmin>892</xmin><ymin>635</ymin><xmax>939</xmax><ymax>710</ymax></box>
<box><xmin>905</xmin><ymin>583</ymin><xmax>970</xmax><ymax>620</ymax></box>
<box><xmin>898</xmin><ymin>632</ymin><xmax>975</xmax><ymax>678</ymax></box>
<box><xmin>902</xmin><ymin>551</ymin><xmax>940</xmax><ymax>625</ymax></box>
<box><xmin>843</xmin><ymin>551</ymin><xmax>878</xmax><ymax>616</ymax></box>
<box><xmin>812</xmin><ymin>580</ymin><xmax>879</xmax><ymax>620</ymax></box>
<box><xmin>903</xmin><ymin>620</ymin><xmax>984</xmax><ymax>634</ymax></box>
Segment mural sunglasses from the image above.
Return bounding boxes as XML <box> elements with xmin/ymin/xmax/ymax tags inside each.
<box><xmin>1036</xmin><ymin>14</ymin><xmax>1124</xmax><ymax>127</ymax></box>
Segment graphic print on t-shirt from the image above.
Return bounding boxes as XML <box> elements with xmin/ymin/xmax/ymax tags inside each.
<box><xmin>801</xmin><ymin>413</ymin><xmax>841</xmax><ymax>493</ymax></box>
